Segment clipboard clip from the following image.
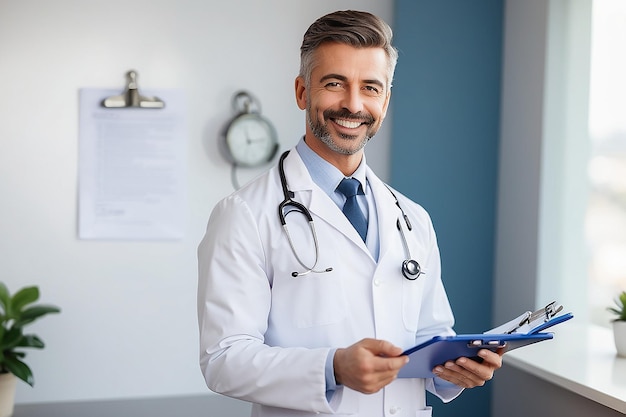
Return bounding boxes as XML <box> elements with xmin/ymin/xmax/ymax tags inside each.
<box><xmin>484</xmin><ymin>301</ymin><xmax>566</xmax><ymax>335</ymax></box>
<box><xmin>102</xmin><ymin>70</ymin><xmax>165</xmax><ymax>109</ymax></box>
<box><xmin>517</xmin><ymin>301</ymin><xmax>563</xmax><ymax>328</ymax></box>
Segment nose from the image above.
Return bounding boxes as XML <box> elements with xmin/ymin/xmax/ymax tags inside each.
<box><xmin>339</xmin><ymin>85</ymin><xmax>365</xmax><ymax>114</ymax></box>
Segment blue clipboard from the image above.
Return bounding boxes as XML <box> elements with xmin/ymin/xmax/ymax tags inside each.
<box><xmin>398</xmin><ymin>312</ymin><xmax>573</xmax><ymax>378</ymax></box>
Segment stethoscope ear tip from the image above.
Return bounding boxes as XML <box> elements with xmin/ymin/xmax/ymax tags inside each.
<box><xmin>292</xmin><ymin>267</ymin><xmax>333</xmax><ymax>277</ymax></box>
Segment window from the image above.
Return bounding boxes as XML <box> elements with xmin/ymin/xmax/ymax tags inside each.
<box><xmin>536</xmin><ymin>0</ymin><xmax>626</xmax><ymax>327</ymax></box>
<box><xmin>586</xmin><ymin>0</ymin><xmax>626</xmax><ymax>325</ymax></box>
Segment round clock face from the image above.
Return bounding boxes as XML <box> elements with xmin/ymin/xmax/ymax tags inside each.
<box><xmin>225</xmin><ymin>113</ymin><xmax>278</xmax><ymax>167</ymax></box>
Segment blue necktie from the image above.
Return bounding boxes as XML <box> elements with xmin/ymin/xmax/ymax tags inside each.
<box><xmin>336</xmin><ymin>178</ymin><xmax>368</xmax><ymax>241</ymax></box>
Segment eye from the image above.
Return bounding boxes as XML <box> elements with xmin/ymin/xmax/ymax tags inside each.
<box><xmin>363</xmin><ymin>85</ymin><xmax>381</xmax><ymax>95</ymax></box>
<box><xmin>325</xmin><ymin>82</ymin><xmax>344</xmax><ymax>91</ymax></box>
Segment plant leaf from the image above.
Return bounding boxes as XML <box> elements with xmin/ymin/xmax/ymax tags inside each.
<box><xmin>0</xmin><ymin>328</ymin><xmax>24</xmax><ymax>350</ymax></box>
<box><xmin>17</xmin><ymin>334</ymin><xmax>45</xmax><ymax>349</ymax></box>
<box><xmin>11</xmin><ymin>286</ymin><xmax>39</xmax><ymax>315</ymax></box>
<box><xmin>0</xmin><ymin>282</ymin><xmax>9</xmax><ymax>315</ymax></box>
<box><xmin>13</xmin><ymin>305</ymin><xmax>61</xmax><ymax>328</ymax></box>
<box><xmin>3</xmin><ymin>352</ymin><xmax>34</xmax><ymax>386</ymax></box>
<box><xmin>608</xmin><ymin>291</ymin><xmax>626</xmax><ymax>321</ymax></box>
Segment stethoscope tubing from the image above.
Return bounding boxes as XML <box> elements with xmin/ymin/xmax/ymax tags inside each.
<box><xmin>278</xmin><ymin>150</ymin><xmax>423</xmax><ymax>280</ymax></box>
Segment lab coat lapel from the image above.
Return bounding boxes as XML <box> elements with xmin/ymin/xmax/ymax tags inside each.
<box><xmin>283</xmin><ymin>150</ymin><xmax>370</xmax><ymax>251</ymax></box>
<box><xmin>309</xmin><ymin>187</ymin><xmax>369</xmax><ymax>250</ymax></box>
<box><xmin>367</xmin><ymin>167</ymin><xmax>402</xmax><ymax>263</ymax></box>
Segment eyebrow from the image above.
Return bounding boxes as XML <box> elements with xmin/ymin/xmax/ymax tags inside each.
<box><xmin>319</xmin><ymin>73</ymin><xmax>385</xmax><ymax>90</ymax></box>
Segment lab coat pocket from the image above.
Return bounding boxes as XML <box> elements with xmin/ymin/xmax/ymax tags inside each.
<box><xmin>291</xmin><ymin>271</ymin><xmax>347</xmax><ymax>328</ymax></box>
<box><xmin>401</xmin><ymin>270</ymin><xmax>426</xmax><ymax>332</ymax></box>
<box><xmin>414</xmin><ymin>406</ymin><xmax>432</xmax><ymax>416</ymax></box>
<box><xmin>274</xmin><ymin>209</ymin><xmax>345</xmax><ymax>328</ymax></box>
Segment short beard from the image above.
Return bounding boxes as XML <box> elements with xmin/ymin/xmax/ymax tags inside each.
<box><xmin>307</xmin><ymin>107</ymin><xmax>375</xmax><ymax>155</ymax></box>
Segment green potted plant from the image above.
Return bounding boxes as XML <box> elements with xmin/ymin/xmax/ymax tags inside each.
<box><xmin>608</xmin><ymin>290</ymin><xmax>626</xmax><ymax>357</ymax></box>
<box><xmin>0</xmin><ymin>282</ymin><xmax>60</xmax><ymax>417</ymax></box>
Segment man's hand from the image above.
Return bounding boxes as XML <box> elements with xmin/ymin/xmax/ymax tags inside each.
<box><xmin>432</xmin><ymin>348</ymin><xmax>503</xmax><ymax>388</ymax></box>
<box><xmin>333</xmin><ymin>338</ymin><xmax>409</xmax><ymax>394</ymax></box>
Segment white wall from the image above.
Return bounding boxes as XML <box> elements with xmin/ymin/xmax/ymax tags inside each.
<box><xmin>492</xmin><ymin>0</ymin><xmax>547</xmax><ymax>321</ymax></box>
<box><xmin>493</xmin><ymin>0</ymin><xmax>592</xmax><ymax>329</ymax></box>
<box><xmin>0</xmin><ymin>0</ymin><xmax>393</xmax><ymax>404</ymax></box>
<box><xmin>492</xmin><ymin>1</ymin><xmax>609</xmax><ymax>416</ymax></box>
<box><xmin>492</xmin><ymin>0</ymin><xmax>592</xmax><ymax>330</ymax></box>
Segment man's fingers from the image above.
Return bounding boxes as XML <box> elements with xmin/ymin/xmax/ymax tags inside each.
<box><xmin>334</xmin><ymin>339</ymin><xmax>409</xmax><ymax>394</ymax></box>
<box><xmin>432</xmin><ymin>349</ymin><xmax>502</xmax><ymax>388</ymax></box>
<box><xmin>361</xmin><ymin>338</ymin><xmax>405</xmax><ymax>357</ymax></box>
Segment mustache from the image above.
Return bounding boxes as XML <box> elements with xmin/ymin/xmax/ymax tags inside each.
<box><xmin>323</xmin><ymin>109</ymin><xmax>375</xmax><ymax>125</ymax></box>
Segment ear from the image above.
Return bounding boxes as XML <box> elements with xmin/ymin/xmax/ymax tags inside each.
<box><xmin>295</xmin><ymin>76</ymin><xmax>307</xmax><ymax>110</ymax></box>
<box><xmin>381</xmin><ymin>89</ymin><xmax>391</xmax><ymax>119</ymax></box>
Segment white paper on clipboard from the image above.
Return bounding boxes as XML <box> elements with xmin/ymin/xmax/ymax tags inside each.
<box><xmin>78</xmin><ymin>88</ymin><xmax>187</xmax><ymax>240</ymax></box>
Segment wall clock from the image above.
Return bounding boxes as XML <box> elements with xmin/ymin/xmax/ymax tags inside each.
<box><xmin>222</xmin><ymin>91</ymin><xmax>279</xmax><ymax>168</ymax></box>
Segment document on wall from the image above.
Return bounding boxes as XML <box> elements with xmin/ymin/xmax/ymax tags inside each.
<box><xmin>78</xmin><ymin>88</ymin><xmax>186</xmax><ymax>240</ymax></box>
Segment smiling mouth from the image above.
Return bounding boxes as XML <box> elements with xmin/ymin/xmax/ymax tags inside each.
<box><xmin>333</xmin><ymin>118</ymin><xmax>367</xmax><ymax>129</ymax></box>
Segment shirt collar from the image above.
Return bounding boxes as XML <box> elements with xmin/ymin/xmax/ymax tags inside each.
<box><xmin>295</xmin><ymin>137</ymin><xmax>368</xmax><ymax>195</ymax></box>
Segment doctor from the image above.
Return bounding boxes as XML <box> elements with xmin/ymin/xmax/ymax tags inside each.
<box><xmin>197</xmin><ymin>10</ymin><xmax>502</xmax><ymax>417</ymax></box>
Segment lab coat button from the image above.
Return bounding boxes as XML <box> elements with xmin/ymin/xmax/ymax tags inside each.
<box><xmin>389</xmin><ymin>406</ymin><xmax>400</xmax><ymax>415</ymax></box>
<box><xmin>374</xmin><ymin>279</ymin><xmax>381</xmax><ymax>286</ymax></box>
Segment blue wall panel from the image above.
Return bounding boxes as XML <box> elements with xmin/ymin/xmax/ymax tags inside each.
<box><xmin>390</xmin><ymin>1</ymin><xmax>503</xmax><ymax>415</ymax></box>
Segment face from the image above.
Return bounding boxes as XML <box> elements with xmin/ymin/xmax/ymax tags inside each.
<box><xmin>295</xmin><ymin>42</ymin><xmax>391</xmax><ymax>163</ymax></box>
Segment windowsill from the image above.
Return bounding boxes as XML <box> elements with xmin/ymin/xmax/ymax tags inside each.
<box><xmin>505</xmin><ymin>321</ymin><xmax>626</xmax><ymax>414</ymax></box>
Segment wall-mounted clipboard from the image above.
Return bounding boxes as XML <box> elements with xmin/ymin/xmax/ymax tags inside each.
<box><xmin>78</xmin><ymin>70</ymin><xmax>186</xmax><ymax>240</ymax></box>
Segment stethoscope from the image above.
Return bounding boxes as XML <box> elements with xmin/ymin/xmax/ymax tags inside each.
<box><xmin>278</xmin><ymin>151</ymin><xmax>425</xmax><ymax>280</ymax></box>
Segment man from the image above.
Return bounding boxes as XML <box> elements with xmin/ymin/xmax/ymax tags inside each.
<box><xmin>197</xmin><ymin>10</ymin><xmax>502</xmax><ymax>417</ymax></box>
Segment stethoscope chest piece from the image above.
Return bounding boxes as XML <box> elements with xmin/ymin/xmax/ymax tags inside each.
<box><xmin>402</xmin><ymin>259</ymin><xmax>423</xmax><ymax>280</ymax></box>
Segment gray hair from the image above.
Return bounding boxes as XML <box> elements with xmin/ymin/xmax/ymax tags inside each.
<box><xmin>299</xmin><ymin>10</ymin><xmax>398</xmax><ymax>89</ymax></box>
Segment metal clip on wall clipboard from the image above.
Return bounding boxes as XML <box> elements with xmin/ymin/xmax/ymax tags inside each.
<box><xmin>397</xmin><ymin>301</ymin><xmax>573</xmax><ymax>378</ymax></box>
<box><xmin>101</xmin><ymin>70</ymin><xmax>165</xmax><ymax>109</ymax></box>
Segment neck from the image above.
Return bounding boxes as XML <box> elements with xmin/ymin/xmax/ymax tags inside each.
<box><xmin>303</xmin><ymin>134</ymin><xmax>364</xmax><ymax>176</ymax></box>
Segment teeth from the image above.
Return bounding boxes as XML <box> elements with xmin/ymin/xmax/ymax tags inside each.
<box><xmin>335</xmin><ymin>119</ymin><xmax>362</xmax><ymax>129</ymax></box>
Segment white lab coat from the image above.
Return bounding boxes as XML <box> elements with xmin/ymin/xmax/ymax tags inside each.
<box><xmin>197</xmin><ymin>149</ymin><xmax>460</xmax><ymax>417</ymax></box>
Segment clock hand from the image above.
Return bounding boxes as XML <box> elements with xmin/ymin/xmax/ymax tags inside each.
<box><xmin>245</xmin><ymin>126</ymin><xmax>252</xmax><ymax>144</ymax></box>
<box><xmin>245</xmin><ymin>125</ymin><xmax>266</xmax><ymax>143</ymax></box>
